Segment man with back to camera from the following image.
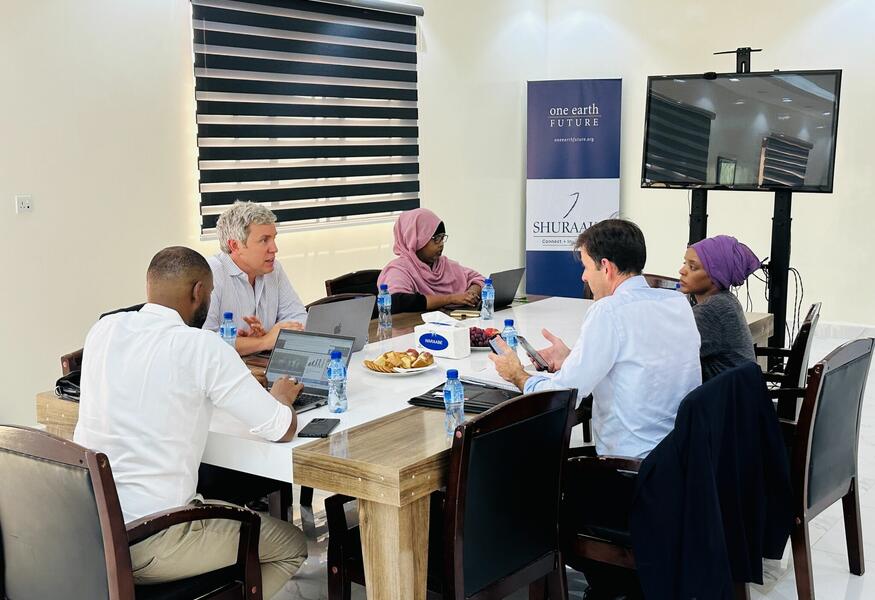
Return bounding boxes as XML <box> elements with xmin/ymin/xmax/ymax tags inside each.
<box><xmin>489</xmin><ymin>219</ymin><xmax>702</xmax><ymax>599</ymax></box>
<box><xmin>74</xmin><ymin>246</ymin><xmax>308</xmax><ymax>598</ymax></box>
<box><xmin>204</xmin><ymin>201</ymin><xmax>308</xmax><ymax>356</ymax></box>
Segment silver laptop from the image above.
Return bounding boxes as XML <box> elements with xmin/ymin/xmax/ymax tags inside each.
<box><xmin>306</xmin><ymin>295</ymin><xmax>376</xmax><ymax>352</ymax></box>
<box><xmin>265</xmin><ymin>330</ymin><xmax>356</xmax><ymax>413</ymax></box>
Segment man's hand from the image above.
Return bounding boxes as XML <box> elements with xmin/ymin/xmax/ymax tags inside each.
<box><xmin>538</xmin><ymin>328</ymin><xmax>570</xmax><ymax>373</ymax></box>
<box><xmin>239</xmin><ymin>315</ymin><xmax>267</xmax><ymax>338</ymax></box>
<box><xmin>488</xmin><ymin>337</ymin><xmax>531</xmax><ymax>392</ymax></box>
<box><xmin>270</xmin><ymin>376</ymin><xmax>303</xmax><ymax>408</ymax></box>
<box><xmin>259</xmin><ymin>320</ymin><xmax>305</xmax><ymax>351</ymax></box>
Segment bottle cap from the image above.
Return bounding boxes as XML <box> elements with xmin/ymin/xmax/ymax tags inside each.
<box><xmin>223</xmin><ymin>312</ymin><xmax>233</xmax><ymax>320</ymax></box>
<box><xmin>484</xmin><ymin>278</ymin><xmax>492</xmax><ymax>285</ymax></box>
<box><xmin>446</xmin><ymin>369</ymin><xmax>459</xmax><ymax>379</ymax></box>
<box><xmin>379</xmin><ymin>284</ymin><xmax>388</xmax><ymax>291</ymax></box>
<box><xmin>504</xmin><ymin>319</ymin><xmax>514</xmax><ymax>327</ymax></box>
<box><xmin>330</xmin><ymin>350</ymin><xmax>342</xmax><ymax>360</ymax></box>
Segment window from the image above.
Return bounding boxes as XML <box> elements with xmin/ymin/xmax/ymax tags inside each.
<box><xmin>192</xmin><ymin>0</ymin><xmax>423</xmax><ymax>233</ymax></box>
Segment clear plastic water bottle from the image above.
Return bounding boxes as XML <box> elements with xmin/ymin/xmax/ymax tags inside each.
<box><xmin>377</xmin><ymin>284</ymin><xmax>392</xmax><ymax>338</ymax></box>
<box><xmin>220</xmin><ymin>311</ymin><xmax>237</xmax><ymax>347</ymax></box>
<box><xmin>480</xmin><ymin>278</ymin><xmax>495</xmax><ymax>321</ymax></box>
<box><xmin>327</xmin><ymin>350</ymin><xmax>348</xmax><ymax>413</ymax></box>
<box><xmin>501</xmin><ymin>319</ymin><xmax>518</xmax><ymax>351</ymax></box>
<box><xmin>443</xmin><ymin>369</ymin><xmax>465</xmax><ymax>435</ymax></box>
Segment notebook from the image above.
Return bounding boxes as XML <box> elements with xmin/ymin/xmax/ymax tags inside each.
<box><xmin>408</xmin><ymin>380</ymin><xmax>519</xmax><ymax>414</ymax></box>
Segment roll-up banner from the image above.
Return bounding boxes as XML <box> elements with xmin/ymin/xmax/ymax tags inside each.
<box><xmin>525</xmin><ymin>79</ymin><xmax>622</xmax><ymax>297</ymax></box>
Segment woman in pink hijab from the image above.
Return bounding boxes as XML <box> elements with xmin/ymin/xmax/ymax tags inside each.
<box><xmin>378</xmin><ymin>208</ymin><xmax>485</xmax><ymax>312</ymax></box>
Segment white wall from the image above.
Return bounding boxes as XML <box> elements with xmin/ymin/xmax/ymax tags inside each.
<box><xmin>1</xmin><ymin>0</ymin><xmax>872</xmax><ymax>425</ymax></box>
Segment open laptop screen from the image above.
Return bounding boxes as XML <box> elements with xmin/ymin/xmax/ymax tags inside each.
<box><xmin>265</xmin><ymin>330</ymin><xmax>355</xmax><ymax>393</ymax></box>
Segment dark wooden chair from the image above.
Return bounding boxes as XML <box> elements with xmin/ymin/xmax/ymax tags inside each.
<box><xmin>560</xmin><ymin>366</ymin><xmax>790</xmax><ymax>600</ymax></box>
<box><xmin>777</xmin><ymin>337</ymin><xmax>873</xmax><ymax>599</ymax></box>
<box><xmin>324</xmin><ymin>270</ymin><xmax>381</xmax><ymax>297</ymax></box>
<box><xmin>561</xmin><ymin>453</ymin><xmax>760</xmax><ymax>599</ymax></box>
<box><xmin>583</xmin><ymin>272</ymin><xmax>679</xmax><ymax>301</ymax></box>
<box><xmin>756</xmin><ymin>302</ymin><xmax>822</xmax><ymax>419</ymax></box>
<box><xmin>324</xmin><ymin>389</ymin><xmax>579</xmax><ymax>600</ymax></box>
<box><xmin>60</xmin><ymin>303</ymin><xmax>145</xmax><ymax>375</ymax></box>
<box><xmin>305</xmin><ymin>292</ymin><xmax>374</xmax><ymax>310</ymax></box>
<box><xmin>643</xmin><ymin>272</ymin><xmax>680</xmax><ymax>290</ymax></box>
<box><xmin>0</xmin><ymin>425</ymin><xmax>262</xmax><ymax>600</ymax></box>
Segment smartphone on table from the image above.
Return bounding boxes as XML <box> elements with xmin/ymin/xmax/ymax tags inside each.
<box><xmin>298</xmin><ymin>418</ymin><xmax>341</xmax><ymax>438</ymax></box>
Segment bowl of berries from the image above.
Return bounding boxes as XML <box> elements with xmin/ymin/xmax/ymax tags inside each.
<box><xmin>469</xmin><ymin>326</ymin><xmax>500</xmax><ymax>350</ymax></box>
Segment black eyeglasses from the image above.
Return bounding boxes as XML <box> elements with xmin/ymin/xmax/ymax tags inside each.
<box><xmin>431</xmin><ymin>233</ymin><xmax>449</xmax><ymax>244</ymax></box>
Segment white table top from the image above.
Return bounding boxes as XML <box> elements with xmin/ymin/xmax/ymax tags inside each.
<box><xmin>203</xmin><ymin>296</ymin><xmax>594</xmax><ymax>482</ymax></box>
<box><xmin>203</xmin><ymin>296</ymin><xmax>772</xmax><ymax>483</ymax></box>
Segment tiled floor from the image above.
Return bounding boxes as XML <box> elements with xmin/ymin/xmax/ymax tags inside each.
<box><xmin>273</xmin><ymin>334</ymin><xmax>875</xmax><ymax>600</ymax></box>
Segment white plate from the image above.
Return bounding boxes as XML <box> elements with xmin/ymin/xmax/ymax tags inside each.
<box><xmin>362</xmin><ymin>362</ymin><xmax>439</xmax><ymax>376</ymax></box>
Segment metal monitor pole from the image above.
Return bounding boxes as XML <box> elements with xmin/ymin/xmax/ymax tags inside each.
<box><xmin>707</xmin><ymin>47</ymin><xmax>790</xmax><ymax>352</ymax></box>
<box><xmin>689</xmin><ymin>48</ymin><xmax>761</xmax><ymax>245</ymax></box>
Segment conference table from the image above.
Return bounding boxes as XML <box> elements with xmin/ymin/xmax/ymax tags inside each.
<box><xmin>36</xmin><ymin>296</ymin><xmax>773</xmax><ymax>600</ymax></box>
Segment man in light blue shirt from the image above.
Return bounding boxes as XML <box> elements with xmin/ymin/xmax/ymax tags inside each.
<box><xmin>490</xmin><ymin>219</ymin><xmax>701</xmax><ymax>459</ymax></box>
<box><xmin>204</xmin><ymin>202</ymin><xmax>308</xmax><ymax>356</ymax></box>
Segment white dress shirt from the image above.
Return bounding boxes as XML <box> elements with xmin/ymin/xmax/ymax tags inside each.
<box><xmin>74</xmin><ymin>303</ymin><xmax>293</xmax><ymax>523</ymax></box>
<box><xmin>524</xmin><ymin>276</ymin><xmax>702</xmax><ymax>458</ymax></box>
<box><xmin>204</xmin><ymin>252</ymin><xmax>307</xmax><ymax>333</ymax></box>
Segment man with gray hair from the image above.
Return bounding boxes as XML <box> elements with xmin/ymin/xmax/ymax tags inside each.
<box><xmin>204</xmin><ymin>201</ymin><xmax>308</xmax><ymax>356</ymax></box>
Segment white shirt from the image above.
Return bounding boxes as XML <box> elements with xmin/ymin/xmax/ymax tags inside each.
<box><xmin>524</xmin><ymin>276</ymin><xmax>701</xmax><ymax>459</ymax></box>
<box><xmin>74</xmin><ymin>303</ymin><xmax>293</xmax><ymax>523</ymax></box>
<box><xmin>204</xmin><ymin>252</ymin><xmax>307</xmax><ymax>334</ymax></box>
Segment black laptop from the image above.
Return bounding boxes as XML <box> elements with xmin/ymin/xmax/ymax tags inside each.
<box><xmin>490</xmin><ymin>267</ymin><xmax>526</xmax><ymax>308</ymax></box>
<box><xmin>444</xmin><ymin>267</ymin><xmax>526</xmax><ymax>311</ymax></box>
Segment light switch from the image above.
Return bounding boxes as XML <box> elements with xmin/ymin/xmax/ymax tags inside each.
<box><xmin>15</xmin><ymin>195</ymin><xmax>33</xmax><ymax>214</ymax></box>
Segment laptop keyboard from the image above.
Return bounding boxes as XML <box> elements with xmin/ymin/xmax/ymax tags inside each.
<box><xmin>293</xmin><ymin>393</ymin><xmax>325</xmax><ymax>409</ymax></box>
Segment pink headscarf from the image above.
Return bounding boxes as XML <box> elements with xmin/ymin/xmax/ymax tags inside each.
<box><xmin>378</xmin><ymin>208</ymin><xmax>484</xmax><ymax>295</ymax></box>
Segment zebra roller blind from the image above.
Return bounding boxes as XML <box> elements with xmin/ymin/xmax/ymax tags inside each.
<box><xmin>644</xmin><ymin>92</ymin><xmax>715</xmax><ymax>184</ymax></box>
<box><xmin>757</xmin><ymin>134</ymin><xmax>813</xmax><ymax>187</ymax></box>
<box><xmin>192</xmin><ymin>0</ymin><xmax>422</xmax><ymax>233</ymax></box>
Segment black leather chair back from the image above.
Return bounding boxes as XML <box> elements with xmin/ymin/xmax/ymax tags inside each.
<box><xmin>324</xmin><ymin>270</ymin><xmax>381</xmax><ymax>296</ymax></box>
<box><xmin>802</xmin><ymin>338</ymin><xmax>873</xmax><ymax>512</ymax></box>
<box><xmin>443</xmin><ymin>389</ymin><xmax>577</xmax><ymax>598</ymax></box>
<box><xmin>305</xmin><ymin>292</ymin><xmax>373</xmax><ymax>310</ymax></box>
<box><xmin>0</xmin><ymin>426</ymin><xmax>133</xmax><ymax>599</ymax></box>
<box><xmin>787</xmin><ymin>303</ymin><xmax>822</xmax><ymax>388</ymax></box>
<box><xmin>643</xmin><ymin>273</ymin><xmax>680</xmax><ymax>291</ymax></box>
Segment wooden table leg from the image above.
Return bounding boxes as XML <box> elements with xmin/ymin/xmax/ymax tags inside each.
<box><xmin>358</xmin><ymin>495</ymin><xmax>430</xmax><ymax>600</ymax></box>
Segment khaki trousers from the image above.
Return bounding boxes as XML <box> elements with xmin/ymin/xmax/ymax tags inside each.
<box><xmin>129</xmin><ymin>499</ymin><xmax>308</xmax><ymax>599</ymax></box>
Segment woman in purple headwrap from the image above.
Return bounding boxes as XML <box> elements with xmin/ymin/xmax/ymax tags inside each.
<box><xmin>678</xmin><ymin>235</ymin><xmax>762</xmax><ymax>381</ymax></box>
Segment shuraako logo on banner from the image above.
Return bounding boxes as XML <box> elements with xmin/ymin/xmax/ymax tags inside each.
<box><xmin>525</xmin><ymin>179</ymin><xmax>620</xmax><ymax>251</ymax></box>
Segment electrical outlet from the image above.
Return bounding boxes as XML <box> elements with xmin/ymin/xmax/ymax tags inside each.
<box><xmin>15</xmin><ymin>195</ymin><xmax>33</xmax><ymax>214</ymax></box>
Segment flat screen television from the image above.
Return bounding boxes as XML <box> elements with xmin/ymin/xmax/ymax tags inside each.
<box><xmin>641</xmin><ymin>69</ymin><xmax>841</xmax><ymax>192</ymax></box>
